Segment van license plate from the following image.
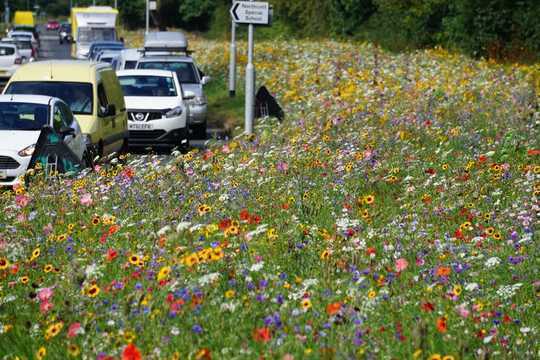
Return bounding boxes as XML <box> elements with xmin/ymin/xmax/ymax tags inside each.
<box><xmin>0</xmin><ymin>170</ymin><xmax>7</xmax><ymax>179</ymax></box>
<box><xmin>129</xmin><ymin>123</ymin><xmax>154</xmax><ymax>130</ymax></box>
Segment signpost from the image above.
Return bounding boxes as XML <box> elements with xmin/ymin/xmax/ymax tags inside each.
<box><xmin>228</xmin><ymin>1</ymin><xmax>237</xmax><ymax>98</ymax></box>
<box><xmin>146</xmin><ymin>0</ymin><xmax>157</xmax><ymax>34</ymax></box>
<box><xmin>230</xmin><ymin>1</ymin><xmax>270</xmax><ymax>135</ymax></box>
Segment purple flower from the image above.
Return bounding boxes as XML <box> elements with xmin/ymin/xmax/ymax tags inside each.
<box><xmin>192</xmin><ymin>324</ymin><xmax>203</xmax><ymax>334</ymax></box>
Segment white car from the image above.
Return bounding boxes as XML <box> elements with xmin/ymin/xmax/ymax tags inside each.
<box><xmin>116</xmin><ymin>48</ymin><xmax>141</xmax><ymax>70</ymax></box>
<box><xmin>116</xmin><ymin>69</ymin><xmax>191</xmax><ymax>151</ymax></box>
<box><xmin>8</xmin><ymin>31</ymin><xmax>38</xmax><ymax>50</ymax></box>
<box><xmin>0</xmin><ymin>95</ymin><xmax>87</xmax><ymax>186</ymax></box>
<box><xmin>0</xmin><ymin>43</ymin><xmax>22</xmax><ymax>84</ymax></box>
<box><xmin>1</xmin><ymin>37</ymin><xmax>35</xmax><ymax>63</ymax></box>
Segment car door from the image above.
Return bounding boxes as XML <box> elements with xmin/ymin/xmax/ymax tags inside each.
<box><xmin>58</xmin><ymin>101</ymin><xmax>84</xmax><ymax>159</ymax></box>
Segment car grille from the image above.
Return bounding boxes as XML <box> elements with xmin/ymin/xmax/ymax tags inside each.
<box><xmin>129</xmin><ymin>130</ymin><xmax>166</xmax><ymax>140</ymax></box>
<box><xmin>128</xmin><ymin>110</ymin><xmax>170</xmax><ymax>122</ymax></box>
<box><xmin>0</xmin><ymin>156</ymin><xmax>20</xmax><ymax>170</ymax></box>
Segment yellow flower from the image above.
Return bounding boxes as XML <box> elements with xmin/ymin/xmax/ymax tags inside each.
<box><xmin>442</xmin><ymin>356</ymin><xmax>455</xmax><ymax>360</ymax></box>
<box><xmin>367</xmin><ymin>290</ymin><xmax>377</xmax><ymax>299</ymax></box>
<box><xmin>266</xmin><ymin>228</ymin><xmax>278</xmax><ymax>240</ymax></box>
<box><xmin>320</xmin><ymin>249</ymin><xmax>331</xmax><ymax>260</ymax></box>
<box><xmin>124</xmin><ymin>330</ymin><xmax>136</xmax><ymax>343</ymax></box>
<box><xmin>85</xmin><ymin>284</ymin><xmax>100</xmax><ymax>298</ymax></box>
<box><xmin>128</xmin><ymin>254</ymin><xmax>141</xmax><ymax>265</ymax></box>
<box><xmin>43</xmin><ymin>264</ymin><xmax>53</xmax><ymax>273</ymax></box>
<box><xmin>0</xmin><ymin>257</ymin><xmax>8</xmax><ymax>270</ymax></box>
<box><xmin>45</xmin><ymin>322</ymin><xmax>63</xmax><ymax>340</ymax></box>
<box><xmin>31</xmin><ymin>248</ymin><xmax>41</xmax><ymax>260</ymax></box>
<box><xmin>363</xmin><ymin>194</ymin><xmax>375</xmax><ymax>205</ymax></box>
<box><xmin>429</xmin><ymin>354</ymin><xmax>442</xmax><ymax>360</ymax></box>
<box><xmin>413</xmin><ymin>349</ymin><xmax>423</xmax><ymax>359</ymax></box>
<box><xmin>157</xmin><ymin>266</ymin><xmax>171</xmax><ymax>281</ymax></box>
<box><xmin>301</xmin><ymin>298</ymin><xmax>312</xmax><ymax>311</ymax></box>
<box><xmin>453</xmin><ymin>284</ymin><xmax>462</xmax><ymax>296</ymax></box>
<box><xmin>197</xmin><ymin>204</ymin><xmax>211</xmax><ymax>216</ymax></box>
<box><xmin>67</xmin><ymin>344</ymin><xmax>80</xmax><ymax>357</ymax></box>
<box><xmin>20</xmin><ymin>276</ymin><xmax>29</xmax><ymax>284</ymax></box>
<box><xmin>36</xmin><ymin>346</ymin><xmax>46</xmax><ymax>360</ymax></box>
<box><xmin>225</xmin><ymin>290</ymin><xmax>235</xmax><ymax>298</ymax></box>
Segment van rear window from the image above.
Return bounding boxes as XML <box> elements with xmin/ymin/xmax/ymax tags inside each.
<box><xmin>0</xmin><ymin>47</ymin><xmax>15</xmax><ymax>56</ymax></box>
<box><xmin>6</xmin><ymin>82</ymin><xmax>93</xmax><ymax>115</ymax></box>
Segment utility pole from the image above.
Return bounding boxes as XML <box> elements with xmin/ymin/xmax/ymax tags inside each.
<box><xmin>114</xmin><ymin>0</ymin><xmax>117</xmax><ymax>9</ymax></box>
<box><xmin>145</xmin><ymin>0</ymin><xmax>149</xmax><ymax>34</ymax></box>
<box><xmin>4</xmin><ymin>0</ymin><xmax>9</xmax><ymax>27</ymax></box>
<box><xmin>228</xmin><ymin>0</ymin><xmax>237</xmax><ymax>98</ymax></box>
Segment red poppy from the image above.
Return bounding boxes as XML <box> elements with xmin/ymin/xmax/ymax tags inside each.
<box><xmin>478</xmin><ymin>154</ymin><xmax>487</xmax><ymax>163</ymax></box>
<box><xmin>219</xmin><ymin>219</ymin><xmax>232</xmax><ymax>231</ymax></box>
<box><xmin>366</xmin><ymin>247</ymin><xmax>376</xmax><ymax>256</ymax></box>
<box><xmin>249</xmin><ymin>215</ymin><xmax>261</xmax><ymax>224</ymax></box>
<box><xmin>240</xmin><ymin>209</ymin><xmax>250</xmax><ymax>221</ymax></box>
<box><xmin>108</xmin><ymin>225</ymin><xmax>120</xmax><ymax>236</ymax></box>
<box><xmin>106</xmin><ymin>249</ymin><xmax>118</xmax><ymax>261</ymax></box>
<box><xmin>253</xmin><ymin>327</ymin><xmax>272</xmax><ymax>343</ymax></box>
<box><xmin>122</xmin><ymin>343</ymin><xmax>142</xmax><ymax>360</ymax></box>
<box><xmin>326</xmin><ymin>302</ymin><xmax>342</xmax><ymax>315</ymax></box>
<box><xmin>421</xmin><ymin>302</ymin><xmax>435</xmax><ymax>312</ymax></box>
<box><xmin>281</xmin><ymin>203</ymin><xmax>290</xmax><ymax>210</ymax></box>
<box><xmin>436</xmin><ymin>317</ymin><xmax>447</xmax><ymax>333</ymax></box>
<box><xmin>425</xmin><ymin>168</ymin><xmax>436</xmax><ymax>175</ymax></box>
<box><xmin>527</xmin><ymin>149</ymin><xmax>540</xmax><ymax>156</ymax></box>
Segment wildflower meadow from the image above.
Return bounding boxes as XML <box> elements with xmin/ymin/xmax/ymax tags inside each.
<box><xmin>0</xmin><ymin>36</ymin><xmax>539</xmax><ymax>359</ymax></box>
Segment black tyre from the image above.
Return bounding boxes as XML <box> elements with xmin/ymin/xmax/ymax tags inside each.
<box><xmin>191</xmin><ymin>121</ymin><xmax>207</xmax><ymax>139</ymax></box>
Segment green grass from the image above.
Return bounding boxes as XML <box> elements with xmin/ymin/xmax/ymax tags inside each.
<box><xmin>204</xmin><ymin>75</ymin><xmax>244</xmax><ymax>133</ymax></box>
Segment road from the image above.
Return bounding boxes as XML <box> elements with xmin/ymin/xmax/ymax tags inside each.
<box><xmin>37</xmin><ymin>26</ymin><xmax>227</xmax><ymax>149</ymax></box>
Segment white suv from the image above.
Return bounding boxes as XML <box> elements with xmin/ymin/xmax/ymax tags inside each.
<box><xmin>117</xmin><ymin>69</ymin><xmax>191</xmax><ymax>151</ymax></box>
<box><xmin>0</xmin><ymin>43</ymin><xmax>22</xmax><ymax>84</ymax></box>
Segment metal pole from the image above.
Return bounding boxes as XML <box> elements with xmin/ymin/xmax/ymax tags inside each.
<box><xmin>245</xmin><ymin>21</ymin><xmax>255</xmax><ymax>135</ymax></box>
<box><xmin>114</xmin><ymin>0</ymin><xmax>117</xmax><ymax>8</ymax></box>
<box><xmin>4</xmin><ymin>0</ymin><xmax>9</xmax><ymax>26</ymax></box>
<box><xmin>145</xmin><ymin>0</ymin><xmax>149</xmax><ymax>34</ymax></box>
<box><xmin>228</xmin><ymin>12</ymin><xmax>237</xmax><ymax>97</ymax></box>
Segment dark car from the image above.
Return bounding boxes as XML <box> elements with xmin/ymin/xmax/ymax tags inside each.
<box><xmin>58</xmin><ymin>24</ymin><xmax>72</xmax><ymax>44</ymax></box>
<box><xmin>88</xmin><ymin>41</ymin><xmax>124</xmax><ymax>61</ymax></box>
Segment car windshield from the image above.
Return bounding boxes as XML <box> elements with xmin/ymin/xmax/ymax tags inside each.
<box><xmin>0</xmin><ymin>102</ymin><xmax>48</xmax><ymax>131</ymax></box>
<box><xmin>138</xmin><ymin>61</ymin><xmax>199</xmax><ymax>84</ymax></box>
<box><xmin>78</xmin><ymin>28</ymin><xmax>116</xmax><ymax>43</ymax></box>
<box><xmin>11</xmin><ymin>35</ymin><xmax>31</xmax><ymax>41</ymax></box>
<box><xmin>119</xmin><ymin>75</ymin><xmax>177</xmax><ymax>97</ymax></box>
<box><xmin>6</xmin><ymin>82</ymin><xmax>93</xmax><ymax>115</ymax></box>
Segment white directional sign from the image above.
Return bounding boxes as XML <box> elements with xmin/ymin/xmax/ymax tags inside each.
<box><xmin>230</xmin><ymin>1</ymin><xmax>269</xmax><ymax>25</ymax></box>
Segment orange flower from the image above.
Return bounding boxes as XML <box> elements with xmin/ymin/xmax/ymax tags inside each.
<box><xmin>436</xmin><ymin>317</ymin><xmax>447</xmax><ymax>333</ymax></box>
<box><xmin>326</xmin><ymin>302</ymin><xmax>342</xmax><ymax>316</ymax></box>
<box><xmin>436</xmin><ymin>266</ymin><xmax>451</xmax><ymax>277</ymax></box>
<box><xmin>122</xmin><ymin>343</ymin><xmax>142</xmax><ymax>360</ymax></box>
<box><xmin>253</xmin><ymin>327</ymin><xmax>272</xmax><ymax>343</ymax></box>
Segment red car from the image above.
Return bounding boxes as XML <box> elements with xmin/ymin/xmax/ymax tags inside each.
<box><xmin>46</xmin><ymin>20</ymin><xmax>60</xmax><ymax>31</ymax></box>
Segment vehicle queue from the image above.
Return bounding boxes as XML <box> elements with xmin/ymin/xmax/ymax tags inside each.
<box><xmin>0</xmin><ymin>6</ymin><xmax>211</xmax><ymax>187</ymax></box>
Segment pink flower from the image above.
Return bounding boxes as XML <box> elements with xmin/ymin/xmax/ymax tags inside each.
<box><xmin>43</xmin><ymin>223</ymin><xmax>53</xmax><ymax>235</ymax></box>
<box><xmin>457</xmin><ymin>305</ymin><xmax>470</xmax><ymax>318</ymax></box>
<box><xmin>416</xmin><ymin>258</ymin><xmax>425</xmax><ymax>266</ymax></box>
<box><xmin>277</xmin><ymin>162</ymin><xmax>289</xmax><ymax>172</ymax></box>
<box><xmin>395</xmin><ymin>258</ymin><xmax>408</xmax><ymax>272</ymax></box>
<box><xmin>40</xmin><ymin>300</ymin><xmax>53</xmax><ymax>314</ymax></box>
<box><xmin>37</xmin><ymin>287</ymin><xmax>53</xmax><ymax>302</ymax></box>
<box><xmin>80</xmin><ymin>193</ymin><xmax>93</xmax><ymax>206</ymax></box>
<box><xmin>67</xmin><ymin>322</ymin><xmax>82</xmax><ymax>338</ymax></box>
<box><xmin>15</xmin><ymin>195</ymin><xmax>30</xmax><ymax>207</ymax></box>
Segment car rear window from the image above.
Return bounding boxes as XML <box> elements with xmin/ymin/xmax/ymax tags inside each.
<box><xmin>124</xmin><ymin>61</ymin><xmax>137</xmax><ymax>69</ymax></box>
<box><xmin>138</xmin><ymin>61</ymin><xmax>199</xmax><ymax>84</ymax></box>
<box><xmin>0</xmin><ymin>46</ymin><xmax>15</xmax><ymax>56</ymax></box>
<box><xmin>119</xmin><ymin>75</ymin><xmax>177</xmax><ymax>97</ymax></box>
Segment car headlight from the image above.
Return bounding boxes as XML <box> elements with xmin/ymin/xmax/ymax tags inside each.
<box><xmin>165</xmin><ymin>106</ymin><xmax>183</xmax><ymax>118</ymax></box>
<box><xmin>192</xmin><ymin>95</ymin><xmax>207</xmax><ymax>106</ymax></box>
<box><xmin>18</xmin><ymin>144</ymin><xmax>35</xmax><ymax>157</ymax></box>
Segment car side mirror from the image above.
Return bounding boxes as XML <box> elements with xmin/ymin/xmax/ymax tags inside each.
<box><xmin>60</xmin><ymin>126</ymin><xmax>75</xmax><ymax>138</ymax></box>
<box><xmin>183</xmin><ymin>91</ymin><xmax>196</xmax><ymax>101</ymax></box>
<box><xmin>201</xmin><ymin>76</ymin><xmax>211</xmax><ymax>85</ymax></box>
<box><xmin>106</xmin><ymin>104</ymin><xmax>116</xmax><ymax>116</ymax></box>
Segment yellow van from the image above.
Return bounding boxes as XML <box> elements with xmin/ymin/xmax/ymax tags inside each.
<box><xmin>3</xmin><ymin>60</ymin><xmax>128</xmax><ymax>157</ymax></box>
<box><xmin>13</xmin><ymin>11</ymin><xmax>35</xmax><ymax>26</ymax></box>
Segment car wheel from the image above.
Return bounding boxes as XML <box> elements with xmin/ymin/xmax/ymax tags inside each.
<box><xmin>191</xmin><ymin>121</ymin><xmax>207</xmax><ymax>139</ymax></box>
<box><xmin>119</xmin><ymin>138</ymin><xmax>129</xmax><ymax>154</ymax></box>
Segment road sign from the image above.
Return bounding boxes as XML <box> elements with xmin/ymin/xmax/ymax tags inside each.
<box><xmin>230</xmin><ymin>1</ymin><xmax>269</xmax><ymax>25</ymax></box>
<box><xmin>149</xmin><ymin>1</ymin><xmax>157</xmax><ymax>10</ymax></box>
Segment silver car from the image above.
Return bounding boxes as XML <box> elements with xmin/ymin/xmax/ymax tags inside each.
<box><xmin>136</xmin><ymin>32</ymin><xmax>210</xmax><ymax>138</ymax></box>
